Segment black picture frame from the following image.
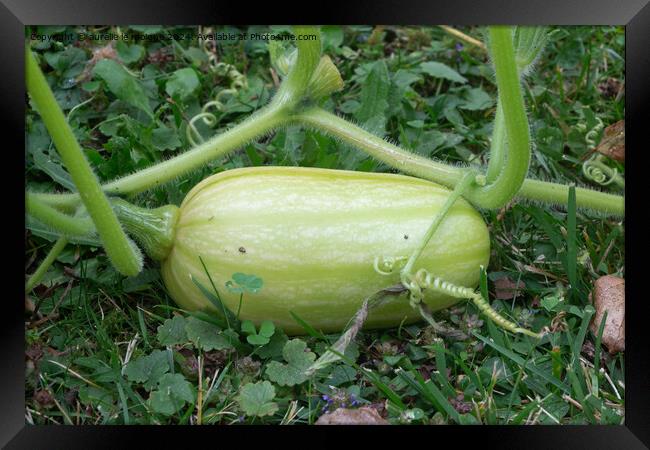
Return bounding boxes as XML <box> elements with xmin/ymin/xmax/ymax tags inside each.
<box><xmin>7</xmin><ymin>0</ymin><xmax>649</xmax><ymax>447</ymax></box>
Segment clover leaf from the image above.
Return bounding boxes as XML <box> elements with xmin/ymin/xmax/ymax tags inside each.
<box><xmin>225</xmin><ymin>273</ymin><xmax>263</xmax><ymax>294</ymax></box>
<box><xmin>241</xmin><ymin>320</ymin><xmax>275</xmax><ymax>346</ymax></box>
<box><xmin>265</xmin><ymin>339</ymin><xmax>316</xmax><ymax>386</ymax></box>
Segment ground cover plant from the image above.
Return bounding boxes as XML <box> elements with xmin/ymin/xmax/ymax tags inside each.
<box><xmin>25</xmin><ymin>25</ymin><xmax>624</xmax><ymax>425</ymax></box>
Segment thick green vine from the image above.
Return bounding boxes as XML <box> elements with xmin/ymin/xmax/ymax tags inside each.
<box><xmin>26</xmin><ymin>48</ymin><xmax>142</xmax><ymax>276</ymax></box>
<box><xmin>26</xmin><ymin>25</ymin><xmax>624</xmax><ymax>277</ymax></box>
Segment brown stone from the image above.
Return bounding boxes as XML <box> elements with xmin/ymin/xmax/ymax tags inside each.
<box><xmin>589</xmin><ymin>275</ymin><xmax>625</xmax><ymax>354</ymax></box>
<box><xmin>315</xmin><ymin>406</ymin><xmax>389</xmax><ymax>425</ymax></box>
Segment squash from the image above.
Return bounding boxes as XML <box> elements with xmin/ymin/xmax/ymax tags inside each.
<box><xmin>161</xmin><ymin>167</ymin><xmax>490</xmax><ymax>334</ymax></box>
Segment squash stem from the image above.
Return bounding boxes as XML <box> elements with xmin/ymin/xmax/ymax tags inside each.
<box><xmin>110</xmin><ymin>199</ymin><xmax>179</xmax><ymax>261</ymax></box>
<box><xmin>26</xmin><ymin>46</ymin><xmax>142</xmax><ymax>276</ymax></box>
<box><xmin>402</xmin><ymin>170</ymin><xmax>477</xmax><ymax>275</ymax></box>
<box><xmin>270</xmin><ymin>26</ymin><xmax>322</xmax><ymax>109</ymax></box>
<box><xmin>29</xmin><ymin>26</ymin><xmax>623</xmax><ymax>217</ymax></box>
<box><xmin>485</xmin><ymin>99</ymin><xmax>506</xmax><ymax>183</ymax></box>
<box><xmin>27</xmin><ymin>27</ymin><xmax>328</xmax><ymax>212</ymax></box>
<box><xmin>26</xmin><ymin>237</ymin><xmax>67</xmax><ymax>293</ymax></box>
<box><xmin>464</xmin><ymin>26</ymin><xmax>530</xmax><ymax>209</ymax></box>
<box><xmin>26</xmin><ymin>192</ymin><xmax>95</xmax><ymax>237</ymax></box>
<box><xmin>294</xmin><ymin>107</ymin><xmax>624</xmax><ymax>215</ymax></box>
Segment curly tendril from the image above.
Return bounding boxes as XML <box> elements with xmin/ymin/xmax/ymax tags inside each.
<box><xmin>186</xmin><ymin>101</ymin><xmax>221</xmax><ymax>146</ymax></box>
<box><xmin>373</xmin><ymin>255</ymin><xmax>408</xmax><ymax>275</ymax></box>
<box><xmin>187</xmin><ymin>41</ymin><xmax>250</xmax><ymax>146</ymax></box>
<box><xmin>582</xmin><ymin>154</ymin><xmax>624</xmax><ymax>189</ymax></box>
<box><xmin>400</xmin><ymin>268</ymin><xmax>543</xmax><ymax>338</ymax></box>
<box><xmin>582</xmin><ymin>116</ymin><xmax>604</xmax><ymax>147</ymax></box>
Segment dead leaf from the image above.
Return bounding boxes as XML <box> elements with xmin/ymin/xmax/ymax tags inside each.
<box><xmin>34</xmin><ymin>389</ymin><xmax>55</xmax><ymax>409</ymax></box>
<box><xmin>79</xmin><ymin>42</ymin><xmax>119</xmax><ymax>82</ymax></box>
<box><xmin>315</xmin><ymin>406</ymin><xmax>389</xmax><ymax>425</ymax></box>
<box><xmin>598</xmin><ymin>77</ymin><xmax>623</xmax><ymax>99</ymax></box>
<box><xmin>449</xmin><ymin>394</ymin><xmax>472</xmax><ymax>414</ymax></box>
<box><xmin>589</xmin><ymin>275</ymin><xmax>625</xmax><ymax>354</ymax></box>
<box><xmin>493</xmin><ymin>276</ymin><xmax>526</xmax><ymax>299</ymax></box>
<box><xmin>595</xmin><ymin>120</ymin><xmax>624</xmax><ymax>163</ymax></box>
<box><xmin>25</xmin><ymin>344</ymin><xmax>44</xmax><ymax>363</ymax></box>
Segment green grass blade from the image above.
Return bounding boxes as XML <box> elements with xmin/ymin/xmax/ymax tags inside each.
<box><xmin>473</xmin><ymin>331</ymin><xmax>570</xmax><ymax>394</ymax></box>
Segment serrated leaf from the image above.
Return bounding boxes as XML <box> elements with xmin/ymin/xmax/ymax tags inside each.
<box><xmin>148</xmin><ymin>371</ymin><xmax>196</xmax><ymax>417</ymax></box>
<box><xmin>355</xmin><ymin>60</ymin><xmax>390</xmax><ymax>136</ymax></box>
<box><xmin>326</xmin><ymin>365</ymin><xmax>358</xmax><ymax>387</ymax></box>
<box><xmin>116</xmin><ymin>41</ymin><xmax>145</xmax><ymax>64</ymax></box>
<box><xmin>265</xmin><ymin>339</ymin><xmax>316</xmax><ymax>386</ymax></box>
<box><xmin>148</xmin><ymin>390</ymin><xmax>176</xmax><ymax>416</ymax></box>
<box><xmin>237</xmin><ymin>381</ymin><xmax>278</xmax><ymax>417</ymax></box>
<box><xmin>26</xmin><ymin>119</ymin><xmax>51</xmax><ymax>156</ymax></box>
<box><xmin>157</xmin><ymin>316</ymin><xmax>188</xmax><ymax>346</ymax></box>
<box><xmin>459</xmin><ymin>87</ymin><xmax>494</xmax><ymax>111</ymax></box>
<box><xmin>420</xmin><ymin>61</ymin><xmax>467</xmax><ymax>84</ymax></box>
<box><xmin>43</xmin><ymin>47</ymin><xmax>86</xmax><ymax>79</ymax></box>
<box><xmin>185</xmin><ymin>317</ymin><xmax>233</xmax><ymax>351</ymax></box>
<box><xmin>78</xmin><ymin>386</ymin><xmax>114</xmax><ymax>411</ymax></box>
<box><xmin>151</xmin><ymin>125</ymin><xmax>181</xmax><ymax>151</ymax></box>
<box><xmin>321</xmin><ymin>25</ymin><xmax>344</xmax><ymax>50</ymax></box>
<box><xmin>392</xmin><ymin>69</ymin><xmax>422</xmax><ymax>89</ymax></box>
<box><xmin>156</xmin><ymin>373</ymin><xmax>194</xmax><ymax>404</ymax></box>
<box><xmin>123</xmin><ymin>350</ymin><xmax>170</xmax><ymax>391</ymax></box>
<box><xmin>165</xmin><ymin>68</ymin><xmax>200</xmax><ymax>100</ymax></box>
<box><xmin>93</xmin><ymin>59</ymin><xmax>153</xmax><ymax>117</ymax></box>
<box><xmin>32</xmin><ymin>149</ymin><xmax>76</xmax><ymax>191</ymax></box>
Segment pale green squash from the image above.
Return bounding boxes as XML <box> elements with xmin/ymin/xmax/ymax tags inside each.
<box><xmin>161</xmin><ymin>167</ymin><xmax>490</xmax><ymax>335</ymax></box>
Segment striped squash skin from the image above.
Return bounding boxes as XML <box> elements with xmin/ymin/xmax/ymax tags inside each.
<box><xmin>161</xmin><ymin>167</ymin><xmax>490</xmax><ymax>335</ymax></box>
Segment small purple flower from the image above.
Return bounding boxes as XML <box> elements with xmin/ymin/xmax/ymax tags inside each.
<box><xmin>455</xmin><ymin>42</ymin><xmax>464</xmax><ymax>52</ymax></box>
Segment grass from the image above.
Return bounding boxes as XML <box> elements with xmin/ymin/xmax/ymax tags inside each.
<box><xmin>24</xmin><ymin>25</ymin><xmax>625</xmax><ymax>425</ymax></box>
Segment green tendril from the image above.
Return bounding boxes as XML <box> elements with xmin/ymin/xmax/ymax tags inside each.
<box><xmin>582</xmin><ymin>155</ymin><xmax>625</xmax><ymax>189</ymax></box>
<box><xmin>403</xmin><ymin>170</ymin><xmax>477</xmax><ymax>275</ymax></box>
<box><xmin>403</xmin><ymin>268</ymin><xmax>543</xmax><ymax>339</ymax></box>
<box><xmin>373</xmin><ymin>256</ymin><xmax>408</xmax><ymax>275</ymax></box>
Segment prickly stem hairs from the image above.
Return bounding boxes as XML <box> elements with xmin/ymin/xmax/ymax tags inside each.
<box><xmin>26</xmin><ymin>26</ymin><xmax>618</xmax><ymax>339</ymax></box>
<box><xmin>29</xmin><ymin>27</ymin><xmax>623</xmax><ymax>216</ymax></box>
<box><xmin>26</xmin><ymin>47</ymin><xmax>142</xmax><ymax>276</ymax></box>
